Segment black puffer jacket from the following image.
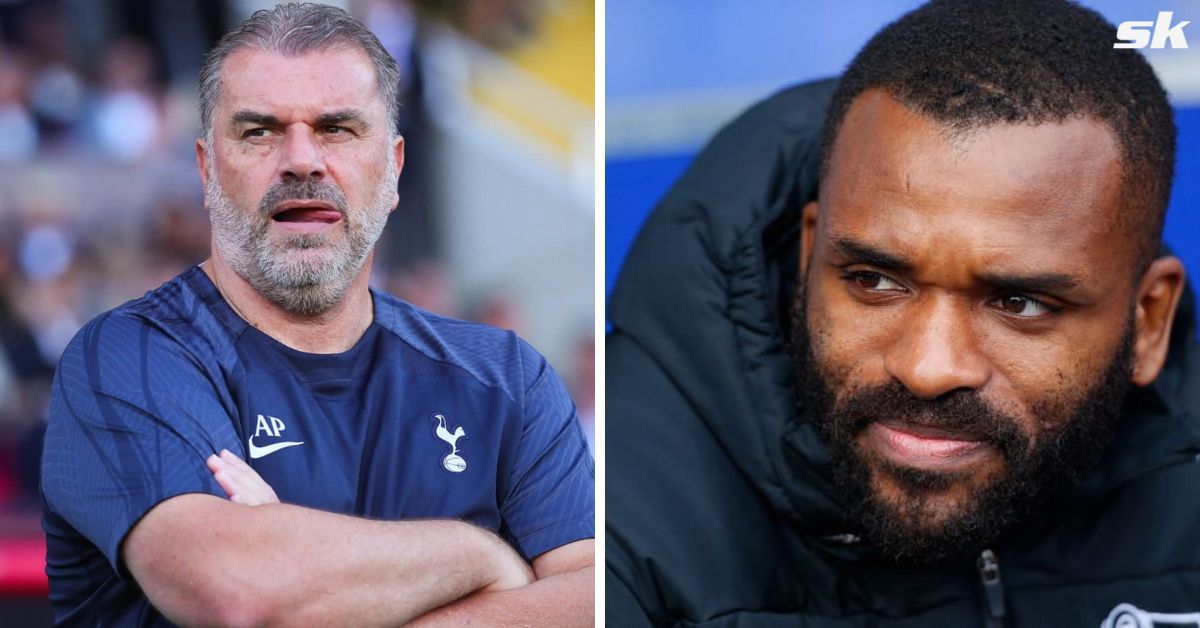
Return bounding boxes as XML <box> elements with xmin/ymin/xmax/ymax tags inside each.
<box><xmin>605</xmin><ymin>79</ymin><xmax>1200</xmax><ymax>627</ymax></box>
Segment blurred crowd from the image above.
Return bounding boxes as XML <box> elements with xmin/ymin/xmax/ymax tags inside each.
<box><xmin>0</xmin><ymin>0</ymin><xmax>595</xmax><ymax>518</ymax></box>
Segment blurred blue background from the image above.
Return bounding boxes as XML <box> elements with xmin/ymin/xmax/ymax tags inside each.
<box><xmin>606</xmin><ymin>0</ymin><xmax>1200</xmax><ymax>311</ymax></box>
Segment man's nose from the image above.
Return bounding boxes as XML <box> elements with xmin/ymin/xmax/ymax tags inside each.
<box><xmin>883</xmin><ymin>295</ymin><xmax>991</xmax><ymax>399</ymax></box>
<box><xmin>278</xmin><ymin>125</ymin><xmax>326</xmax><ymax>181</ymax></box>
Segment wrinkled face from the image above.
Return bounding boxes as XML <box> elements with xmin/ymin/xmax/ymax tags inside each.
<box><xmin>201</xmin><ymin>47</ymin><xmax>402</xmax><ymax>315</ymax></box>
<box><xmin>794</xmin><ymin>90</ymin><xmax>1139</xmax><ymax>562</ymax></box>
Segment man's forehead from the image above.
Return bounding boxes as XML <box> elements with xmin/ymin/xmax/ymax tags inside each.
<box><xmin>216</xmin><ymin>46</ymin><xmax>382</xmax><ymax>120</ymax></box>
<box><xmin>827</xmin><ymin>90</ymin><xmax>1123</xmax><ymax>199</ymax></box>
<box><xmin>819</xmin><ymin>90</ymin><xmax>1131</xmax><ymax>282</ymax></box>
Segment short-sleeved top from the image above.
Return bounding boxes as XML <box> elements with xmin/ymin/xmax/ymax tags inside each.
<box><xmin>40</xmin><ymin>266</ymin><xmax>595</xmax><ymax>626</ymax></box>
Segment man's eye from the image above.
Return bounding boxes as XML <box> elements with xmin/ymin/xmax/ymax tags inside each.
<box><xmin>244</xmin><ymin>128</ymin><xmax>270</xmax><ymax>138</ymax></box>
<box><xmin>324</xmin><ymin>126</ymin><xmax>348</xmax><ymax>135</ymax></box>
<box><xmin>993</xmin><ymin>295</ymin><xmax>1052</xmax><ymax>318</ymax></box>
<box><xmin>846</xmin><ymin>271</ymin><xmax>904</xmax><ymax>292</ymax></box>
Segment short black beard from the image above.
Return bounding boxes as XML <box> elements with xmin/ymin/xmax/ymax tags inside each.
<box><xmin>789</xmin><ymin>288</ymin><xmax>1133</xmax><ymax>564</ymax></box>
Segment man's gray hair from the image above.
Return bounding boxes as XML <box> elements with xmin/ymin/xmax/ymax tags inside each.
<box><xmin>198</xmin><ymin>2</ymin><xmax>400</xmax><ymax>140</ymax></box>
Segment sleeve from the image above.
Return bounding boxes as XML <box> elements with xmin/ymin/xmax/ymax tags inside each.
<box><xmin>497</xmin><ymin>341</ymin><xmax>595</xmax><ymax>561</ymax></box>
<box><xmin>41</xmin><ymin>312</ymin><xmax>243</xmax><ymax>575</ymax></box>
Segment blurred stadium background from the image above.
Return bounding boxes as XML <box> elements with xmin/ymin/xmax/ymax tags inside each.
<box><xmin>607</xmin><ymin>0</ymin><xmax>1200</xmax><ymax>308</ymax></box>
<box><xmin>0</xmin><ymin>0</ymin><xmax>593</xmax><ymax>620</ymax></box>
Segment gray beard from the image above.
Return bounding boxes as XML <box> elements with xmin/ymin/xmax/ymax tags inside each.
<box><xmin>205</xmin><ymin>156</ymin><xmax>395</xmax><ymax>316</ymax></box>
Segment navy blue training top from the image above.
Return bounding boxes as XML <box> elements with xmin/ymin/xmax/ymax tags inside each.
<box><xmin>40</xmin><ymin>266</ymin><xmax>595</xmax><ymax>626</ymax></box>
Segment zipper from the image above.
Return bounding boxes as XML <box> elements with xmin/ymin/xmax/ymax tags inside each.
<box><xmin>977</xmin><ymin>549</ymin><xmax>1006</xmax><ymax>628</ymax></box>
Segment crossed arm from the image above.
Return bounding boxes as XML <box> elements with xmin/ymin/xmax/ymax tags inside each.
<box><xmin>122</xmin><ymin>450</ymin><xmax>594</xmax><ymax>626</ymax></box>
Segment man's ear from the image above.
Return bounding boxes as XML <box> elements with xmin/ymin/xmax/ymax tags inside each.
<box><xmin>799</xmin><ymin>200</ymin><xmax>819</xmax><ymax>280</ymax></box>
<box><xmin>196</xmin><ymin>139</ymin><xmax>209</xmax><ymax>189</ymax></box>
<box><xmin>1131</xmin><ymin>256</ymin><xmax>1186</xmax><ymax>386</ymax></box>
<box><xmin>390</xmin><ymin>134</ymin><xmax>406</xmax><ymax>212</ymax></box>
<box><xmin>394</xmin><ymin>134</ymin><xmax>406</xmax><ymax>175</ymax></box>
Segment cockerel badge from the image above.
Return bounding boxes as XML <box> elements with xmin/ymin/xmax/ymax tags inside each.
<box><xmin>433</xmin><ymin>414</ymin><xmax>468</xmax><ymax>473</ymax></box>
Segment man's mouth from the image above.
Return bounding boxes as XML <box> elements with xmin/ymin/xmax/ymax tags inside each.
<box><xmin>271</xmin><ymin>200</ymin><xmax>342</xmax><ymax>222</ymax></box>
<box><xmin>269</xmin><ymin>201</ymin><xmax>343</xmax><ymax>231</ymax></box>
<box><xmin>865</xmin><ymin>420</ymin><xmax>990</xmax><ymax>469</ymax></box>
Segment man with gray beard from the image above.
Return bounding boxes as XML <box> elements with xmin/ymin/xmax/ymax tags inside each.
<box><xmin>40</xmin><ymin>3</ymin><xmax>594</xmax><ymax>626</ymax></box>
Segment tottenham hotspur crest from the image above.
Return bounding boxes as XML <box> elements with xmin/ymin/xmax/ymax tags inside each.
<box><xmin>433</xmin><ymin>414</ymin><xmax>468</xmax><ymax>473</ymax></box>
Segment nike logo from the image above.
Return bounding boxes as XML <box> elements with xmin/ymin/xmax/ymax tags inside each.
<box><xmin>248</xmin><ymin>436</ymin><xmax>304</xmax><ymax>459</ymax></box>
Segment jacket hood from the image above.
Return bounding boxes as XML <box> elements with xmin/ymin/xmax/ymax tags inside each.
<box><xmin>608</xmin><ymin>79</ymin><xmax>1200</xmax><ymax>535</ymax></box>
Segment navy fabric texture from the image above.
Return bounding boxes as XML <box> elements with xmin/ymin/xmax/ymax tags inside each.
<box><xmin>42</xmin><ymin>266</ymin><xmax>594</xmax><ymax>625</ymax></box>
